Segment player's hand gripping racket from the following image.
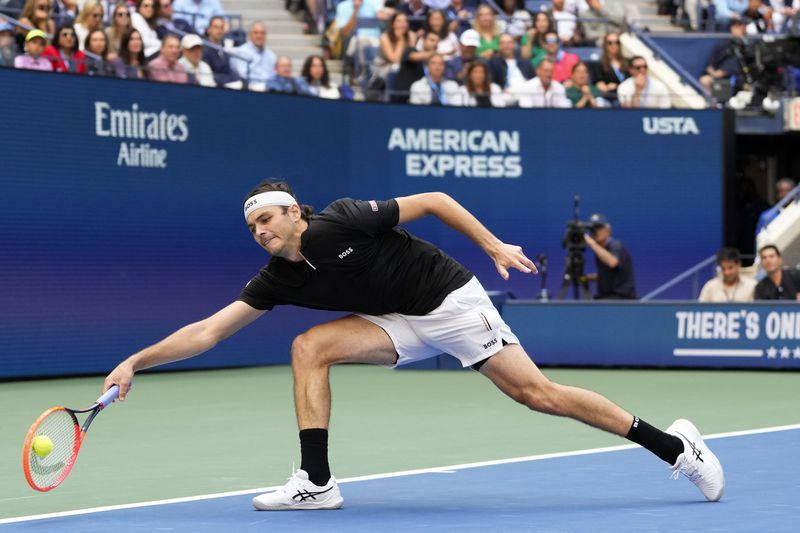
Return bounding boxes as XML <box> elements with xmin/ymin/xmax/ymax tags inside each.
<box><xmin>22</xmin><ymin>385</ymin><xmax>121</xmax><ymax>492</ymax></box>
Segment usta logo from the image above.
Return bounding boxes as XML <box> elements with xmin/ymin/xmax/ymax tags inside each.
<box><xmin>642</xmin><ymin>117</ymin><xmax>700</xmax><ymax>135</ymax></box>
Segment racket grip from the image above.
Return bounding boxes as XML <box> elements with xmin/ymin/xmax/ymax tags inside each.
<box><xmin>96</xmin><ymin>385</ymin><xmax>121</xmax><ymax>408</ymax></box>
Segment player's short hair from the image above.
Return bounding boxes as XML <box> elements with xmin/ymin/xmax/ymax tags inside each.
<box><xmin>758</xmin><ymin>244</ymin><xmax>781</xmax><ymax>257</ymax></box>
<box><xmin>245</xmin><ymin>179</ymin><xmax>314</xmax><ymax>221</ymax></box>
<box><xmin>716</xmin><ymin>247</ymin><xmax>741</xmax><ymax>264</ymax></box>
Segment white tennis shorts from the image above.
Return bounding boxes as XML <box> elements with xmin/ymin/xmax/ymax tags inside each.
<box><xmin>357</xmin><ymin>277</ymin><xmax>520</xmax><ymax>368</ymax></box>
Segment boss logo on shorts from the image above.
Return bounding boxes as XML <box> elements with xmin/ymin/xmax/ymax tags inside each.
<box><xmin>483</xmin><ymin>338</ymin><xmax>498</xmax><ymax>350</ymax></box>
<box><xmin>338</xmin><ymin>247</ymin><xmax>354</xmax><ymax>259</ymax></box>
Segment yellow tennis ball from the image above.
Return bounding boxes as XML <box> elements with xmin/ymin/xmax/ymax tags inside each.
<box><xmin>32</xmin><ymin>435</ymin><xmax>53</xmax><ymax>458</ymax></box>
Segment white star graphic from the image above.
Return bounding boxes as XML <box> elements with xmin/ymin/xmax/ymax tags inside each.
<box><xmin>794</xmin><ymin>347</ymin><xmax>800</xmax><ymax>359</ymax></box>
<box><xmin>767</xmin><ymin>346</ymin><xmax>778</xmax><ymax>359</ymax></box>
<box><xmin>780</xmin><ymin>347</ymin><xmax>791</xmax><ymax>359</ymax></box>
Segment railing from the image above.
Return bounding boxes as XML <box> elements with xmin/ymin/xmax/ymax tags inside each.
<box><xmin>759</xmin><ymin>184</ymin><xmax>800</xmax><ymax>233</ymax></box>
<box><xmin>641</xmin><ymin>254</ymin><xmax>759</xmax><ymax>301</ymax></box>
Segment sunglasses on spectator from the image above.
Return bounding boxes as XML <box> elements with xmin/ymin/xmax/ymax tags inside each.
<box><xmin>36</xmin><ymin>3</ymin><xmax>50</xmax><ymax>8</ymax></box>
<box><xmin>631</xmin><ymin>64</ymin><xmax>647</xmax><ymax>71</ymax></box>
<box><xmin>606</xmin><ymin>39</ymin><xmax>619</xmax><ymax>45</ymax></box>
<box><xmin>141</xmin><ymin>2</ymin><xmax>153</xmax><ymax>7</ymax></box>
<box><xmin>117</xmin><ymin>11</ymin><xmax>130</xmax><ymax>17</ymax></box>
<box><xmin>544</xmin><ymin>37</ymin><xmax>559</xmax><ymax>44</ymax></box>
<box><xmin>60</xmin><ymin>31</ymin><xmax>75</xmax><ymax>37</ymax></box>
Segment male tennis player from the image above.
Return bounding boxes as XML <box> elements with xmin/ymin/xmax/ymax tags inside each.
<box><xmin>103</xmin><ymin>180</ymin><xmax>724</xmax><ymax>510</ymax></box>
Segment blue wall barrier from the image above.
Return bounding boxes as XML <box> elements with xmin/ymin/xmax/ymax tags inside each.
<box><xmin>649</xmin><ymin>34</ymin><xmax>727</xmax><ymax>79</ymax></box>
<box><xmin>504</xmin><ymin>301</ymin><xmax>800</xmax><ymax>369</ymax></box>
<box><xmin>0</xmin><ymin>69</ymin><xmax>728</xmax><ymax>378</ymax></box>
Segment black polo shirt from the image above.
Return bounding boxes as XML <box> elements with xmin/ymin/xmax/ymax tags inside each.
<box><xmin>754</xmin><ymin>269</ymin><xmax>800</xmax><ymax>300</ymax></box>
<box><xmin>595</xmin><ymin>239</ymin><xmax>637</xmax><ymax>300</ymax></box>
<box><xmin>239</xmin><ymin>198</ymin><xmax>473</xmax><ymax>315</ymax></box>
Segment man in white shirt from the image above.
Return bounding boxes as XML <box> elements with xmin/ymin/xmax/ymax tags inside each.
<box><xmin>230</xmin><ymin>21</ymin><xmax>277</xmax><ymax>89</ymax></box>
<box><xmin>409</xmin><ymin>54</ymin><xmax>460</xmax><ymax>105</ymax></box>
<box><xmin>516</xmin><ymin>58</ymin><xmax>571</xmax><ymax>108</ymax></box>
<box><xmin>179</xmin><ymin>33</ymin><xmax>216</xmax><ymax>87</ymax></box>
<box><xmin>617</xmin><ymin>56</ymin><xmax>671</xmax><ymax>108</ymax></box>
<box><xmin>487</xmin><ymin>33</ymin><xmax>535</xmax><ymax>106</ymax></box>
<box><xmin>698</xmin><ymin>247</ymin><xmax>757</xmax><ymax>302</ymax></box>
<box><xmin>552</xmin><ymin>0</ymin><xmax>579</xmax><ymax>45</ymax></box>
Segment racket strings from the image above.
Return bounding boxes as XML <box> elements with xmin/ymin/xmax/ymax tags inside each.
<box><xmin>27</xmin><ymin>410</ymin><xmax>78</xmax><ymax>488</ymax></box>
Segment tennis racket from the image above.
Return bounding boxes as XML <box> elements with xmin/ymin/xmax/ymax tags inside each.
<box><xmin>22</xmin><ymin>385</ymin><xmax>121</xmax><ymax>492</ymax></box>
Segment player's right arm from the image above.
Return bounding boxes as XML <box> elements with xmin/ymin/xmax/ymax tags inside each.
<box><xmin>103</xmin><ymin>301</ymin><xmax>265</xmax><ymax>400</ymax></box>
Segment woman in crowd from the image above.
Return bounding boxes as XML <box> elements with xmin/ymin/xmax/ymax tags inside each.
<box><xmin>131</xmin><ymin>0</ymin><xmax>161</xmax><ymax>58</ymax></box>
<box><xmin>455</xmin><ymin>61</ymin><xmax>505</xmax><ymax>107</ymax></box>
<box><xmin>424</xmin><ymin>10</ymin><xmax>459</xmax><ymax>61</ymax></box>
<box><xmin>473</xmin><ymin>4</ymin><xmax>501</xmax><ymax>59</ymax></box>
<box><xmin>84</xmin><ymin>28</ymin><xmax>113</xmax><ymax>76</ymax></box>
<box><xmin>373</xmin><ymin>12</ymin><xmax>416</xmax><ymax>86</ymax></box>
<box><xmin>106</xmin><ymin>2</ymin><xmax>133</xmax><ymax>60</ymax></box>
<box><xmin>520</xmin><ymin>10</ymin><xmax>553</xmax><ymax>67</ymax></box>
<box><xmin>74</xmin><ymin>0</ymin><xmax>104</xmax><ymax>51</ymax></box>
<box><xmin>565</xmin><ymin>61</ymin><xmax>604</xmax><ymax>108</ymax></box>
<box><xmin>110</xmin><ymin>28</ymin><xmax>148</xmax><ymax>79</ymax></box>
<box><xmin>497</xmin><ymin>0</ymin><xmax>531</xmax><ymax>38</ymax></box>
<box><xmin>301</xmin><ymin>55</ymin><xmax>340</xmax><ymax>99</ymax></box>
<box><xmin>589</xmin><ymin>31</ymin><xmax>628</xmax><ymax>99</ymax></box>
<box><xmin>18</xmin><ymin>0</ymin><xmax>56</xmax><ymax>37</ymax></box>
<box><xmin>42</xmin><ymin>23</ymin><xmax>86</xmax><ymax>73</ymax></box>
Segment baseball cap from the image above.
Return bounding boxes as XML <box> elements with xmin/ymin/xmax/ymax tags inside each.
<box><xmin>25</xmin><ymin>29</ymin><xmax>48</xmax><ymax>42</ymax></box>
<box><xmin>588</xmin><ymin>213</ymin><xmax>609</xmax><ymax>227</ymax></box>
<box><xmin>459</xmin><ymin>29</ymin><xmax>480</xmax><ymax>48</ymax></box>
<box><xmin>181</xmin><ymin>34</ymin><xmax>203</xmax><ymax>49</ymax></box>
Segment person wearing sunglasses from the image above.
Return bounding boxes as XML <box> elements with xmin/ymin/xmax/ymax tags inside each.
<box><xmin>106</xmin><ymin>2</ymin><xmax>133</xmax><ymax>59</ymax></box>
<box><xmin>74</xmin><ymin>0</ymin><xmax>104</xmax><ymax>51</ymax></box>
<box><xmin>589</xmin><ymin>31</ymin><xmax>628</xmax><ymax>98</ymax></box>
<box><xmin>42</xmin><ymin>22</ymin><xmax>87</xmax><ymax>73</ymax></box>
<box><xmin>19</xmin><ymin>0</ymin><xmax>56</xmax><ymax>37</ymax></box>
<box><xmin>617</xmin><ymin>56</ymin><xmax>671</xmax><ymax>109</ymax></box>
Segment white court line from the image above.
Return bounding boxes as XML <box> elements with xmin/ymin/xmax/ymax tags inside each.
<box><xmin>2</xmin><ymin>422</ymin><xmax>799</xmax><ymax>525</ymax></box>
<box><xmin>673</xmin><ymin>349</ymin><xmax>764</xmax><ymax>358</ymax></box>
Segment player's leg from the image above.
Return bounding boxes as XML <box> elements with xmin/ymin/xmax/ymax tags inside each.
<box><xmin>478</xmin><ymin>345</ymin><xmax>724</xmax><ymax>501</ymax></box>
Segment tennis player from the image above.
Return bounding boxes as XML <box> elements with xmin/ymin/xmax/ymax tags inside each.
<box><xmin>103</xmin><ymin>180</ymin><xmax>724</xmax><ymax>510</ymax></box>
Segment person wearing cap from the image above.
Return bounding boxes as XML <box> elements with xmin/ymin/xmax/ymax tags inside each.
<box><xmin>179</xmin><ymin>32</ymin><xmax>215</xmax><ymax>87</ymax></box>
<box><xmin>583</xmin><ymin>213</ymin><xmax>638</xmax><ymax>300</ymax></box>
<box><xmin>102</xmin><ymin>180</ymin><xmax>725</xmax><ymax>511</ymax></box>
<box><xmin>444</xmin><ymin>27</ymin><xmax>479</xmax><ymax>83</ymax></box>
<box><xmin>0</xmin><ymin>21</ymin><xmax>19</xmax><ymax>67</ymax></box>
<box><xmin>230</xmin><ymin>22</ymin><xmax>276</xmax><ymax>89</ymax></box>
<box><xmin>14</xmin><ymin>29</ymin><xmax>53</xmax><ymax>71</ymax></box>
<box><xmin>698</xmin><ymin>247</ymin><xmax>756</xmax><ymax>302</ymax></box>
<box><xmin>147</xmin><ymin>33</ymin><xmax>188</xmax><ymax>83</ymax></box>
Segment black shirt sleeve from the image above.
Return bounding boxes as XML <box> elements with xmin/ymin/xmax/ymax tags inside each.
<box><xmin>325</xmin><ymin>198</ymin><xmax>400</xmax><ymax>236</ymax></box>
<box><xmin>238</xmin><ymin>268</ymin><xmax>278</xmax><ymax>311</ymax></box>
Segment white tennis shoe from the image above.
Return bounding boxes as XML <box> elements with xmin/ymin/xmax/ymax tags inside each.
<box><xmin>666</xmin><ymin>419</ymin><xmax>724</xmax><ymax>502</ymax></box>
<box><xmin>252</xmin><ymin>469</ymin><xmax>343</xmax><ymax>511</ymax></box>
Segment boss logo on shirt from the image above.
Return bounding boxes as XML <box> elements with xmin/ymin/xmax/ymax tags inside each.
<box><xmin>338</xmin><ymin>247</ymin><xmax>354</xmax><ymax>259</ymax></box>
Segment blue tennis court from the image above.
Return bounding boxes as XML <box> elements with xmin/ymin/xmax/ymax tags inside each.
<box><xmin>3</xmin><ymin>426</ymin><xmax>797</xmax><ymax>532</ymax></box>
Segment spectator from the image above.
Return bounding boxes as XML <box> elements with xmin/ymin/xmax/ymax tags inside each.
<box><xmin>157</xmin><ymin>0</ymin><xmax>195</xmax><ymax>37</ymax></box>
<box><xmin>756</xmin><ymin>178</ymin><xmax>797</xmax><ymax>234</ymax></box>
<box><xmin>497</xmin><ymin>0</ymin><xmax>531</xmax><ymax>39</ymax></box>
<box><xmin>766</xmin><ymin>0</ymin><xmax>798</xmax><ymax>31</ymax></box>
<box><xmin>741</xmin><ymin>0</ymin><xmax>774</xmax><ymax>33</ymax></box>
<box><xmin>147</xmin><ymin>33</ymin><xmax>188</xmax><ymax>83</ymax></box>
<box><xmin>565</xmin><ymin>61</ymin><xmax>604</xmax><ymax>107</ymax></box>
<box><xmin>589</xmin><ymin>31</ymin><xmax>628</xmax><ymax>98</ymax></box>
<box><xmin>336</xmin><ymin>0</ymin><xmax>392</xmax><ymax>82</ymax></box>
<box><xmin>171</xmin><ymin>0</ymin><xmax>224</xmax><ymax>34</ymax></box>
<box><xmin>398</xmin><ymin>0</ymin><xmax>429</xmax><ymax>33</ymax></box>
<box><xmin>42</xmin><ymin>23</ymin><xmax>85</xmax><ymax>73</ymax></box>
<box><xmin>14</xmin><ymin>28</ymin><xmax>52</xmax><ymax>71</ymax></box>
<box><xmin>131</xmin><ymin>0</ymin><xmax>162</xmax><ymax>58</ymax></box>
<box><xmin>179</xmin><ymin>32</ymin><xmax>215</xmax><ymax>86</ymax></box>
<box><xmin>110</xmin><ymin>28</ymin><xmax>148</xmax><ymax>79</ymax></box>
<box><xmin>392</xmin><ymin>30</ymin><xmax>439</xmax><ymax>103</ymax></box>
<box><xmin>230</xmin><ymin>22</ymin><xmax>276</xmax><ymax>89</ymax></box>
<box><xmin>423</xmin><ymin>0</ymin><xmax>451</xmax><ymax>9</ymax></box>
<box><xmin>0</xmin><ymin>20</ymin><xmax>19</xmax><ymax>67</ymax></box>
<box><xmin>579</xmin><ymin>0</ymin><xmax>625</xmax><ymax>47</ymax></box>
<box><xmin>372</xmin><ymin>12</ymin><xmax>415</xmax><ymax>87</ymax></box>
<box><xmin>301</xmin><ymin>54</ymin><xmax>340</xmax><ymax>99</ymax></box>
<box><xmin>106</xmin><ymin>2</ymin><xmax>133</xmax><ymax>60</ymax></box>
<box><xmin>714</xmin><ymin>0</ymin><xmax>749</xmax><ymax>28</ymax></box>
<box><xmin>551</xmin><ymin>0</ymin><xmax>579</xmax><ymax>45</ymax></box>
<box><xmin>473</xmin><ymin>4</ymin><xmax>500</xmax><ymax>58</ymax></box>
<box><xmin>203</xmin><ymin>15</ymin><xmax>242</xmax><ymax>88</ymax></box>
<box><xmin>699</xmin><ymin>19</ymin><xmax>746</xmax><ymax>96</ymax></box>
<box><xmin>754</xmin><ymin>245</ymin><xmax>800</xmax><ymax>300</ymax></box>
<box><xmin>444</xmin><ymin>0</ymin><xmax>474</xmax><ymax>35</ymax></box>
<box><xmin>51</xmin><ymin>0</ymin><xmax>77</xmax><ymax>23</ymax></box>
<box><xmin>617</xmin><ymin>56</ymin><xmax>671</xmax><ymax>109</ymax></box>
<box><xmin>19</xmin><ymin>0</ymin><xmax>55</xmax><ymax>38</ymax></box>
<box><xmin>266</xmin><ymin>55</ymin><xmax>314</xmax><ymax>95</ymax></box>
<box><xmin>698</xmin><ymin>248</ymin><xmax>757</xmax><ymax>302</ymax></box>
<box><xmin>584</xmin><ymin>213</ymin><xmax>638</xmax><ymax>300</ymax></box>
<box><xmin>74</xmin><ymin>0</ymin><xmax>103</xmax><ymax>52</ymax></box>
<box><xmin>424</xmin><ymin>9</ymin><xmax>459</xmax><ymax>60</ymax></box>
<box><xmin>487</xmin><ymin>32</ymin><xmax>534</xmax><ymax>105</ymax></box>
<box><xmin>537</xmin><ymin>30</ymin><xmax>578</xmax><ymax>84</ymax></box>
<box><xmin>454</xmin><ymin>60</ymin><xmax>505</xmax><ymax>107</ymax></box>
<box><xmin>409</xmin><ymin>53</ymin><xmax>459</xmax><ymax>104</ymax></box>
<box><xmin>84</xmin><ymin>28</ymin><xmax>114</xmax><ymax>76</ymax></box>
<box><xmin>517</xmin><ymin>58</ymin><xmax>571</xmax><ymax>107</ymax></box>
<box><xmin>520</xmin><ymin>11</ymin><xmax>553</xmax><ymax>68</ymax></box>
<box><xmin>444</xmin><ymin>27</ymin><xmax>478</xmax><ymax>82</ymax></box>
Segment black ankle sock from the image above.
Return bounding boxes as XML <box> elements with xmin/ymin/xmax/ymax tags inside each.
<box><xmin>626</xmin><ymin>416</ymin><xmax>684</xmax><ymax>465</ymax></box>
<box><xmin>299</xmin><ymin>428</ymin><xmax>331</xmax><ymax>486</ymax></box>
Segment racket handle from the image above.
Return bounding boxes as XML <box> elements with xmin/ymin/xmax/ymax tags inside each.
<box><xmin>96</xmin><ymin>385</ymin><xmax>121</xmax><ymax>408</ymax></box>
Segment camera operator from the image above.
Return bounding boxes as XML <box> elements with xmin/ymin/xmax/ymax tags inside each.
<box><xmin>699</xmin><ymin>19</ymin><xmax>747</xmax><ymax>95</ymax></box>
<box><xmin>583</xmin><ymin>213</ymin><xmax>638</xmax><ymax>300</ymax></box>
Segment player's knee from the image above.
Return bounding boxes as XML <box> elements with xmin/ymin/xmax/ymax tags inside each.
<box><xmin>518</xmin><ymin>382</ymin><xmax>561</xmax><ymax>415</ymax></box>
<box><xmin>291</xmin><ymin>333</ymin><xmax>320</xmax><ymax>369</ymax></box>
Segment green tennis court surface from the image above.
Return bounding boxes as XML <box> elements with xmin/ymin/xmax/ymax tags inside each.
<box><xmin>1</xmin><ymin>366</ymin><xmax>798</xmax><ymax>520</ymax></box>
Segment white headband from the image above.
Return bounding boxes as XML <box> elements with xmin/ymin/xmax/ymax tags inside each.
<box><xmin>243</xmin><ymin>191</ymin><xmax>298</xmax><ymax>220</ymax></box>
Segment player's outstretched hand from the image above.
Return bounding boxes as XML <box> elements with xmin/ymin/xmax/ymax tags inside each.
<box><xmin>492</xmin><ymin>243</ymin><xmax>538</xmax><ymax>280</ymax></box>
<box><xmin>103</xmin><ymin>361</ymin><xmax>134</xmax><ymax>402</ymax></box>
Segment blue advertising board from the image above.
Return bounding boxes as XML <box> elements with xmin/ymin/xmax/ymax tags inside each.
<box><xmin>0</xmin><ymin>69</ymin><xmax>728</xmax><ymax>378</ymax></box>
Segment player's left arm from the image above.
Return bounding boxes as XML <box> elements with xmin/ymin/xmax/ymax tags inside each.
<box><xmin>395</xmin><ymin>192</ymin><xmax>537</xmax><ymax>279</ymax></box>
